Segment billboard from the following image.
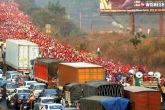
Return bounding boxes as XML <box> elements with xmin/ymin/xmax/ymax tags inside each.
<box><xmin>100</xmin><ymin>0</ymin><xmax>165</xmax><ymax>15</ymax></box>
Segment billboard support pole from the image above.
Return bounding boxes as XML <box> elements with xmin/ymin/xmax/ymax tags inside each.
<box><xmin>159</xmin><ymin>14</ymin><xmax>163</xmax><ymax>36</ymax></box>
<box><xmin>130</xmin><ymin>13</ymin><xmax>134</xmax><ymax>36</ymax></box>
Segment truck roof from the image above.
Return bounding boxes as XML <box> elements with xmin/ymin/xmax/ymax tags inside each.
<box><xmin>124</xmin><ymin>86</ymin><xmax>158</xmax><ymax>92</ymax></box>
<box><xmin>6</xmin><ymin>39</ymin><xmax>38</xmax><ymax>46</ymax></box>
<box><xmin>59</xmin><ymin>62</ymin><xmax>103</xmax><ymax>68</ymax></box>
<box><xmin>36</xmin><ymin>58</ymin><xmax>64</xmax><ymax>64</ymax></box>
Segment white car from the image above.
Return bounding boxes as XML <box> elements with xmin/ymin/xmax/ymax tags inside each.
<box><xmin>34</xmin><ymin>97</ymin><xmax>56</xmax><ymax>110</ymax></box>
<box><xmin>29</xmin><ymin>83</ymin><xmax>46</xmax><ymax>98</ymax></box>
<box><xmin>41</xmin><ymin>103</ymin><xmax>64</xmax><ymax>110</ymax></box>
<box><xmin>6</xmin><ymin>72</ymin><xmax>22</xmax><ymax>82</ymax></box>
<box><xmin>5</xmin><ymin>71</ymin><xmax>19</xmax><ymax>79</ymax></box>
<box><xmin>20</xmin><ymin>81</ymin><xmax>37</xmax><ymax>88</ymax></box>
<box><xmin>12</xmin><ymin>88</ymin><xmax>30</xmax><ymax>96</ymax></box>
<box><xmin>0</xmin><ymin>69</ymin><xmax>3</xmax><ymax>78</ymax></box>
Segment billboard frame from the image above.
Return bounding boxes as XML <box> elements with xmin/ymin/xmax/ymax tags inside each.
<box><xmin>100</xmin><ymin>0</ymin><xmax>165</xmax><ymax>15</ymax></box>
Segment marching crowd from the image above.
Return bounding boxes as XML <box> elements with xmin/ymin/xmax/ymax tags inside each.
<box><xmin>0</xmin><ymin>0</ymin><xmax>165</xmax><ymax>88</ymax></box>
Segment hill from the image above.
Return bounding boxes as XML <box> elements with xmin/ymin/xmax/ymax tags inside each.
<box><xmin>58</xmin><ymin>31</ymin><xmax>165</xmax><ymax>73</ymax></box>
<box><xmin>16</xmin><ymin>0</ymin><xmax>165</xmax><ymax>73</ymax></box>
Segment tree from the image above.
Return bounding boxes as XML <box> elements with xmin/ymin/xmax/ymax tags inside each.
<box><xmin>130</xmin><ymin>32</ymin><xmax>146</xmax><ymax>49</ymax></box>
<box><xmin>46</xmin><ymin>1</ymin><xmax>66</xmax><ymax>16</ymax></box>
<box><xmin>29</xmin><ymin>0</ymin><xmax>35</xmax><ymax>6</ymax></box>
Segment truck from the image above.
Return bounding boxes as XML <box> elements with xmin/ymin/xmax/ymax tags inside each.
<box><xmin>32</xmin><ymin>58</ymin><xmax>65</xmax><ymax>88</ymax></box>
<box><xmin>57</xmin><ymin>62</ymin><xmax>105</xmax><ymax>89</ymax></box>
<box><xmin>4</xmin><ymin>39</ymin><xmax>39</xmax><ymax>75</ymax></box>
<box><xmin>31</xmin><ymin>59</ymin><xmax>105</xmax><ymax>89</ymax></box>
<box><xmin>31</xmin><ymin>58</ymin><xmax>125</xmax><ymax>107</ymax></box>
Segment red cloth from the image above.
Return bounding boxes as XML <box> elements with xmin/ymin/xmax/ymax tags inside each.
<box><xmin>149</xmin><ymin>77</ymin><xmax>154</xmax><ymax>81</ymax></box>
<box><xmin>143</xmin><ymin>75</ymin><xmax>148</xmax><ymax>82</ymax></box>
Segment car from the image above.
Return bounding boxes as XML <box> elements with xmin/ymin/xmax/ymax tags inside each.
<box><xmin>0</xmin><ymin>69</ymin><xmax>3</xmax><ymax>78</ymax></box>
<box><xmin>38</xmin><ymin>89</ymin><xmax>61</xmax><ymax>103</ymax></box>
<box><xmin>29</xmin><ymin>83</ymin><xmax>47</xmax><ymax>98</ymax></box>
<box><xmin>16</xmin><ymin>75</ymin><xmax>30</xmax><ymax>86</ymax></box>
<box><xmin>34</xmin><ymin>97</ymin><xmax>56</xmax><ymax>110</ymax></box>
<box><xmin>0</xmin><ymin>80</ymin><xmax>11</xmax><ymax>90</ymax></box>
<box><xmin>2</xmin><ymin>82</ymin><xmax>19</xmax><ymax>98</ymax></box>
<box><xmin>41</xmin><ymin>103</ymin><xmax>64</xmax><ymax>110</ymax></box>
<box><xmin>6</xmin><ymin>72</ymin><xmax>22</xmax><ymax>82</ymax></box>
<box><xmin>12</xmin><ymin>88</ymin><xmax>30</xmax><ymax>96</ymax></box>
<box><xmin>38</xmin><ymin>89</ymin><xmax>58</xmax><ymax>97</ymax></box>
<box><xmin>20</xmin><ymin>81</ymin><xmax>37</xmax><ymax>88</ymax></box>
<box><xmin>0</xmin><ymin>89</ymin><xmax>3</xmax><ymax>101</ymax></box>
<box><xmin>5</xmin><ymin>71</ymin><xmax>19</xmax><ymax>79</ymax></box>
<box><xmin>12</xmin><ymin>93</ymin><xmax>30</xmax><ymax>108</ymax></box>
<box><xmin>61</xmin><ymin>108</ymin><xmax>78</xmax><ymax>110</ymax></box>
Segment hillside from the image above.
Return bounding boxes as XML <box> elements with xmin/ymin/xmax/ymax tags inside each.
<box><xmin>58</xmin><ymin>31</ymin><xmax>165</xmax><ymax>73</ymax></box>
<box><xmin>16</xmin><ymin>0</ymin><xmax>165</xmax><ymax>73</ymax></box>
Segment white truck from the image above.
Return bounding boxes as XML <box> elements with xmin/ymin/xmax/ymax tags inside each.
<box><xmin>5</xmin><ymin>39</ymin><xmax>39</xmax><ymax>75</ymax></box>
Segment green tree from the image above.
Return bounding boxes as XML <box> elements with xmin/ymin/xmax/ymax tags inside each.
<box><xmin>130</xmin><ymin>32</ymin><xmax>146</xmax><ymax>49</ymax></box>
<box><xmin>45</xmin><ymin>1</ymin><xmax>67</xmax><ymax>36</ymax></box>
<box><xmin>31</xmin><ymin>10</ymin><xmax>52</xmax><ymax>28</ymax></box>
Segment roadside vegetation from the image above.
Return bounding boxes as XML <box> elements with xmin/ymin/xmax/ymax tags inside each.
<box><xmin>14</xmin><ymin>0</ymin><xmax>165</xmax><ymax>73</ymax></box>
<box><xmin>15</xmin><ymin>0</ymin><xmax>84</xmax><ymax>37</ymax></box>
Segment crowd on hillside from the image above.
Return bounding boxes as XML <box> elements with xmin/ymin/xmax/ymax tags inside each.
<box><xmin>0</xmin><ymin>0</ymin><xmax>165</xmax><ymax>87</ymax></box>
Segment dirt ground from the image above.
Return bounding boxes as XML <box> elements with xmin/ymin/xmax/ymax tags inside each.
<box><xmin>58</xmin><ymin>31</ymin><xmax>131</xmax><ymax>60</ymax></box>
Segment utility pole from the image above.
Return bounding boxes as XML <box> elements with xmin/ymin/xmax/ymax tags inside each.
<box><xmin>130</xmin><ymin>13</ymin><xmax>134</xmax><ymax>36</ymax></box>
<box><xmin>79</xmin><ymin>12</ymin><xmax>82</xmax><ymax>30</ymax></box>
<box><xmin>159</xmin><ymin>14</ymin><xmax>163</xmax><ymax>36</ymax></box>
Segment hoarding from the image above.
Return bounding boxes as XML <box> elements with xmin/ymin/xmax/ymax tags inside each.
<box><xmin>100</xmin><ymin>0</ymin><xmax>165</xmax><ymax>15</ymax></box>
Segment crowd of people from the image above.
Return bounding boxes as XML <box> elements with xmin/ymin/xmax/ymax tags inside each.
<box><xmin>0</xmin><ymin>0</ymin><xmax>165</xmax><ymax>88</ymax></box>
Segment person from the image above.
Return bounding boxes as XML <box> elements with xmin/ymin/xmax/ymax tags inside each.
<box><xmin>65</xmin><ymin>100</ymin><xmax>69</xmax><ymax>108</ymax></box>
<box><xmin>20</xmin><ymin>96</ymin><xmax>27</xmax><ymax>110</ymax></box>
<box><xmin>97</xmin><ymin>46</ymin><xmax>100</xmax><ymax>56</ymax></box>
<box><xmin>104</xmin><ymin>73</ymin><xmax>109</xmax><ymax>81</ymax></box>
<box><xmin>147</xmin><ymin>28</ymin><xmax>150</xmax><ymax>37</ymax></box>
<box><xmin>160</xmin><ymin>83</ymin><xmax>165</xmax><ymax>102</ymax></box>
<box><xmin>6</xmin><ymin>92</ymin><xmax>12</xmax><ymax>107</ymax></box>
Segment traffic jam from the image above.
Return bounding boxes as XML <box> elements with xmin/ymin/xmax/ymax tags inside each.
<box><xmin>0</xmin><ymin>70</ymin><xmax>68</xmax><ymax>110</ymax></box>
<box><xmin>0</xmin><ymin>0</ymin><xmax>164</xmax><ymax>110</ymax></box>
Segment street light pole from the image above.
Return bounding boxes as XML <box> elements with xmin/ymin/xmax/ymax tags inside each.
<box><xmin>80</xmin><ymin>12</ymin><xmax>82</xmax><ymax>30</ymax></box>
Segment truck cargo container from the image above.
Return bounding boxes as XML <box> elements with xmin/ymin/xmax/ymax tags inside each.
<box><xmin>124</xmin><ymin>86</ymin><xmax>161</xmax><ymax>110</ymax></box>
<box><xmin>5</xmin><ymin>39</ymin><xmax>39</xmax><ymax>75</ymax></box>
<box><xmin>33</xmin><ymin>58</ymin><xmax>64</xmax><ymax>88</ymax></box>
<box><xmin>83</xmin><ymin>80</ymin><xmax>124</xmax><ymax>97</ymax></box>
<box><xmin>80</xmin><ymin>96</ymin><xmax>130</xmax><ymax>110</ymax></box>
<box><xmin>63</xmin><ymin>81</ymin><xmax>124</xmax><ymax>106</ymax></box>
<box><xmin>58</xmin><ymin>62</ymin><xmax>104</xmax><ymax>88</ymax></box>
